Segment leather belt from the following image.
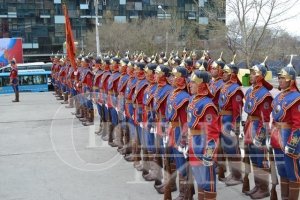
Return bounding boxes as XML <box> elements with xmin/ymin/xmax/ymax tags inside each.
<box><xmin>145</xmin><ymin>106</ymin><xmax>154</xmax><ymax>112</ymax></box>
<box><xmin>134</xmin><ymin>104</ymin><xmax>143</xmax><ymax>108</ymax></box>
<box><xmin>92</xmin><ymin>86</ymin><xmax>99</xmax><ymax>90</ymax></box>
<box><xmin>157</xmin><ymin>114</ymin><xmax>166</xmax><ymax>120</ymax></box>
<box><xmin>219</xmin><ymin>110</ymin><xmax>233</xmax><ymax>115</ymax></box>
<box><xmin>274</xmin><ymin>122</ymin><xmax>292</xmax><ymax>129</ymax></box>
<box><xmin>169</xmin><ymin>121</ymin><xmax>180</xmax><ymax>127</ymax></box>
<box><xmin>247</xmin><ymin>115</ymin><xmax>260</xmax><ymax>121</ymax></box>
<box><xmin>126</xmin><ymin>100</ymin><xmax>132</xmax><ymax>103</ymax></box>
<box><xmin>188</xmin><ymin>128</ymin><xmax>204</xmax><ymax>136</ymax></box>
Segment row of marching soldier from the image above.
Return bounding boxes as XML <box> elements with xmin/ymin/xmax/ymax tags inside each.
<box><xmin>50</xmin><ymin>49</ymin><xmax>300</xmax><ymax>200</ymax></box>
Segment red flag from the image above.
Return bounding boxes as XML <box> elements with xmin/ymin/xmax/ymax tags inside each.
<box><xmin>63</xmin><ymin>4</ymin><xmax>77</xmax><ymax>69</ymax></box>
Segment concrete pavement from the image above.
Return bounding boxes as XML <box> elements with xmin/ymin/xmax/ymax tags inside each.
<box><xmin>0</xmin><ymin>91</ymin><xmax>279</xmax><ymax>200</ymax></box>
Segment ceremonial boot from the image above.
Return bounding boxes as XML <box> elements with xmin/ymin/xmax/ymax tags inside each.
<box><xmin>133</xmin><ymin>142</ymin><xmax>141</xmax><ymax>168</ymax></box>
<box><xmin>174</xmin><ymin>174</ymin><xmax>186</xmax><ymax>200</ymax></box>
<box><xmin>225</xmin><ymin>157</ymin><xmax>243</xmax><ymax>186</ymax></box>
<box><xmin>115</xmin><ymin>126</ymin><xmax>124</xmax><ymax>152</ymax></box>
<box><xmin>12</xmin><ymin>91</ymin><xmax>19</xmax><ymax>102</ymax></box>
<box><xmin>73</xmin><ymin>107</ymin><xmax>80</xmax><ymax>116</ymax></box>
<box><xmin>95</xmin><ymin>118</ymin><xmax>104</xmax><ymax>135</ymax></box>
<box><xmin>156</xmin><ymin>162</ymin><xmax>177</xmax><ymax>194</ymax></box>
<box><xmin>108</xmin><ymin>124</ymin><xmax>118</xmax><ymax>147</ymax></box>
<box><xmin>61</xmin><ymin>92</ymin><xmax>68</xmax><ymax>104</ymax></box>
<box><xmin>119</xmin><ymin>126</ymin><xmax>130</xmax><ymax>155</ymax></box>
<box><xmin>53</xmin><ymin>86</ymin><xmax>58</xmax><ymax>95</ymax></box>
<box><xmin>280</xmin><ymin>178</ymin><xmax>289</xmax><ymax>200</ymax></box>
<box><xmin>249</xmin><ymin>168</ymin><xmax>270</xmax><ymax>199</ymax></box>
<box><xmin>116</xmin><ymin>125</ymin><xmax>125</xmax><ymax>154</ymax></box>
<box><xmin>124</xmin><ymin>149</ymin><xmax>134</xmax><ymax>162</ymax></box>
<box><xmin>137</xmin><ymin>148</ymin><xmax>149</xmax><ymax>176</ymax></box>
<box><xmin>197</xmin><ymin>188</ymin><xmax>204</xmax><ymax>200</ymax></box>
<box><xmin>54</xmin><ymin>88</ymin><xmax>60</xmax><ymax>97</ymax></box>
<box><xmin>72</xmin><ymin>100</ymin><xmax>80</xmax><ymax>115</ymax></box>
<box><xmin>79</xmin><ymin>107</ymin><xmax>88</xmax><ymax>122</ymax></box>
<box><xmin>245</xmin><ymin>167</ymin><xmax>259</xmax><ymax>196</ymax></box>
<box><xmin>185</xmin><ymin>178</ymin><xmax>195</xmax><ymax>200</ymax></box>
<box><xmin>216</xmin><ymin>139</ymin><xmax>226</xmax><ymax>179</ymax></box>
<box><xmin>124</xmin><ymin>140</ymin><xmax>135</xmax><ymax>162</ymax></box>
<box><xmin>65</xmin><ymin>95</ymin><xmax>74</xmax><ymax>108</ymax></box>
<box><xmin>95</xmin><ymin>123</ymin><xmax>102</xmax><ymax>135</ymax></box>
<box><xmin>153</xmin><ymin>155</ymin><xmax>163</xmax><ymax>189</ymax></box>
<box><xmin>204</xmin><ymin>191</ymin><xmax>216</xmax><ymax>200</ymax></box>
<box><xmin>76</xmin><ymin>106</ymin><xmax>83</xmax><ymax>118</ymax></box>
<box><xmin>83</xmin><ymin>109</ymin><xmax>94</xmax><ymax>126</ymax></box>
<box><xmin>135</xmin><ymin>148</ymin><xmax>146</xmax><ymax>171</ymax></box>
<box><xmin>101</xmin><ymin>119</ymin><xmax>109</xmax><ymax>141</ymax></box>
<box><xmin>288</xmin><ymin>181</ymin><xmax>300</xmax><ymax>200</ymax></box>
<box><xmin>56</xmin><ymin>91</ymin><xmax>63</xmax><ymax>100</ymax></box>
<box><xmin>80</xmin><ymin>107</ymin><xmax>88</xmax><ymax>122</ymax></box>
<box><xmin>143</xmin><ymin>153</ymin><xmax>155</xmax><ymax>181</ymax></box>
<box><xmin>218</xmin><ymin>163</ymin><xmax>226</xmax><ymax>182</ymax></box>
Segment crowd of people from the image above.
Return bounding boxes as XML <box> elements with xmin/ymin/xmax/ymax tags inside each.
<box><xmin>50</xmin><ymin>50</ymin><xmax>300</xmax><ymax>200</ymax></box>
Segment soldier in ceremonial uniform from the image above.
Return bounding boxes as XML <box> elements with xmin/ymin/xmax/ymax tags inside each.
<box><xmin>170</xmin><ymin>54</ymin><xmax>181</xmax><ymax>69</ymax></box>
<box><xmin>270</xmin><ymin>58</ymin><xmax>300</xmax><ymax>200</ymax></box>
<box><xmin>152</xmin><ymin>64</ymin><xmax>176</xmax><ymax>194</ymax></box>
<box><xmin>79</xmin><ymin>56</ymin><xmax>94</xmax><ymax>126</ymax></box>
<box><xmin>93</xmin><ymin>57</ymin><xmax>105</xmax><ymax>133</ymax></box>
<box><xmin>73</xmin><ymin>56</ymin><xmax>83</xmax><ymax>117</ymax></box>
<box><xmin>98</xmin><ymin>57</ymin><xmax>111</xmax><ymax>141</ymax></box>
<box><xmin>107</xmin><ymin>55</ymin><xmax>121</xmax><ymax>146</ymax></box>
<box><xmin>187</xmin><ymin>70</ymin><xmax>219</xmax><ymax>199</ymax></box>
<box><xmin>132</xmin><ymin>62</ymin><xmax>148</xmax><ymax>173</ymax></box>
<box><xmin>158</xmin><ymin>52</ymin><xmax>168</xmax><ymax>64</ymax></box>
<box><xmin>65</xmin><ymin>57</ymin><xmax>76</xmax><ymax>108</ymax></box>
<box><xmin>9</xmin><ymin>59</ymin><xmax>19</xmax><ymax>102</ymax></box>
<box><xmin>142</xmin><ymin>63</ymin><xmax>158</xmax><ymax>181</ymax></box>
<box><xmin>242</xmin><ymin>59</ymin><xmax>273</xmax><ymax>199</ymax></box>
<box><xmin>51</xmin><ymin>55</ymin><xmax>59</xmax><ymax>96</ymax></box>
<box><xmin>204</xmin><ymin>51</ymin><xmax>214</xmax><ymax>72</ymax></box>
<box><xmin>124</xmin><ymin>61</ymin><xmax>138</xmax><ymax>161</ymax></box>
<box><xmin>56</xmin><ymin>58</ymin><xmax>64</xmax><ymax>100</ymax></box>
<box><xmin>195</xmin><ymin>54</ymin><xmax>208</xmax><ymax>72</ymax></box>
<box><xmin>209</xmin><ymin>54</ymin><xmax>225</xmax><ymax>106</ymax></box>
<box><xmin>166</xmin><ymin>66</ymin><xmax>192</xmax><ymax>199</ymax></box>
<box><xmin>116</xmin><ymin>57</ymin><xmax>130</xmax><ymax>153</ymax></box>
<box><xmin>218</xmin><ymin>57</ymin><xmax>244</xmax><ymax>186</ymax></box>
<box><xmin>209</xmin><ymin>54</ymin><xmax>226</xmax><ymax>181</ymax></box>
<box><xmin>184</xmin><ymin>57</ymin><xmax>194</xmax><ymax>75</ymax></box>
<box><xmin>59</xmin><ymin>57</ymin><xmax>70</xmax><ymax>104</ymax></box>
<box><xmin>191</xmin><ymin>51</ymin><xmax>198</xmax><ymax>68</ymax></box>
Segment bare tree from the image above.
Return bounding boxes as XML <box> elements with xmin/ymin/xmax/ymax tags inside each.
<box><xmin>227</xmin><ymin>0</ymin><xmax>299</xmax><ymax>67</ymax></box>
<box><xmin>85</xmin><ymin>18</ymin><xmax>186</xmax><ymax>56</ymax></box>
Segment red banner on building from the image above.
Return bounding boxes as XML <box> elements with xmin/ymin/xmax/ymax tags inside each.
<box><xmin>63</xmin><ymin>4</ymin><xmax>76</xmax><ymax>69</ymax></box>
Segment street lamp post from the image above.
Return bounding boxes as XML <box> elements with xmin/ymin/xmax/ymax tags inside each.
<box><xmin>94</xmin><ymin>0</ymin><xmax>101</xmax><ymax>57</ymax></box>
<box><xmin>158</xmin><ymin>5</ymin><xmax>168</xmax><ymax>54</ymax></box>
<box><xmin>80</xmin><ymin>23</ymin><xmax>83</xmax><ymax>52</ymax></box>
<box><xmin>76</xmin><ymin>10</ymin><xmax>84</xmax><ymax>52</ymax></box>
<box><xmin>77</xmin><ymin>19</ymin><xmax>83</xmax><ymax>52</ymax></box>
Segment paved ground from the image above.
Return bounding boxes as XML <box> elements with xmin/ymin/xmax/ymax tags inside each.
<box><xmin>0</xmin><ymin>91</ymin><xmax>281</xmax><ymax>200</ymax></box>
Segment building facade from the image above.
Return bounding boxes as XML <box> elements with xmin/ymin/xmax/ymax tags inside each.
<box><xmin>0</xmin><ymin>0</ymin><xmax>225</xmax><ymax>59</ymax></box>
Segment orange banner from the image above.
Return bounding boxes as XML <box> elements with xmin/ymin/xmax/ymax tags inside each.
<box><xmin>63</xmin><ymin>4</ymin><xmax>77</xmax><ymax>69</ymax></box>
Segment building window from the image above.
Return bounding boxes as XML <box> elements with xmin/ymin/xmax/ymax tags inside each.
<box><xmin>135</xmin><ymin>2</ymin><xmax>142</xmax><ymax>10</ymax></box>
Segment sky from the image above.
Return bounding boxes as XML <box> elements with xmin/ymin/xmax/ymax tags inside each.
<box><xmin>226</xmin><ymin>0</ymin><xmax>300</xmax><ymax>37</ymax></box>
<box><xmin>278</xmin><ymin>9</ymin><xmax>300</xmax><ymax>36</ymax></box>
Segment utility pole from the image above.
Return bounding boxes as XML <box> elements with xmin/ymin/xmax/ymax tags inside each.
<box><xmin>94</xmin><ymin>0</ymin><xmax>101</xmax><ymax>56</ymax></box>
<box><xmin>158</xmin><ymin>5</ymin><xmax>168</xmax><ymax>53</ymax></box>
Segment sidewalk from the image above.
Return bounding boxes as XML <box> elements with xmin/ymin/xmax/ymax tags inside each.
<box><xmin>0</xmin><ymin>92</ymin><xmax>276</xmax><ymax>200</ymax></box>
